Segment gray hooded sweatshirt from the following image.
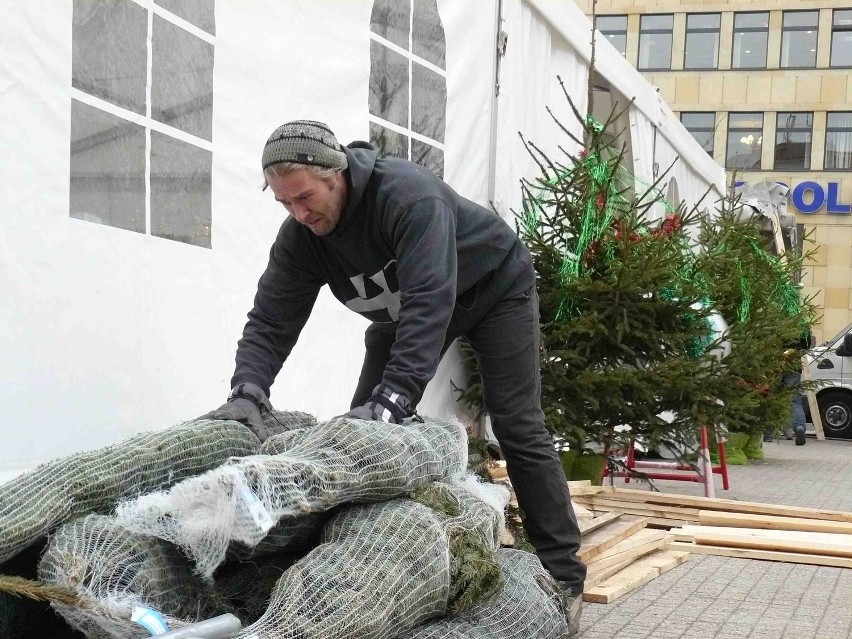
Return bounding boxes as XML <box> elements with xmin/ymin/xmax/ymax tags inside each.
<box><xmin>231</xmin><ymin>142</ymin><xmax>533</xmax><ymax>404</ymax></box>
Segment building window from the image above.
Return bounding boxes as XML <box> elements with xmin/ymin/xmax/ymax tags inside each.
<box><xmin>369</xmin><ymin>0</ymin><xmax>447</xmax><ymax>178</ymax></box>
<box><xmin>831</xmin><ymin>10</ymin><xmax>852</xmax><ymax>67</ymax></box>
<box><xmin>684</xmin><ymin>14</ymin><xmax>720</xmax><ymax>70</ymax></box>
<box><xmin>775</xmin><ymin>112</ymin><xmax>813</xmax><ymax>170</ymax></box>
<box><xmin>825</xmin><ymin>112</ymin><xmax>852</xmax><ymax>169</ymax></box>
<box><xmin>732</xmin><ymin>12</ymin><xmax>769</xmax><ymax>69</ymax></box>
<box><xmin>638</xmin><ymin>14</ymin><xmax>673</xmax><ymax>70</ymax></box>
<box><xmin>596</xmin><ymin>15</ymin><xmax>628</xmax><ymax>57</ymax></box>
<box><xmin>681</xmin><ymin>112</ymin><xmax>716</xmax><ymax>156</ymax></box>
<box><xmin>781</xmin><ymin>11</ymin><xmax>818</xmax><ymax>68</ymax></box>
<box><xmin>726</xmin><ymin>113</ymin><xmax>763</xmax><ymax>169</ymax></box>
<box><xmin>71</xmin><ymin>0</ymin><xmax>214</xmax><ymax>248</ymax></box>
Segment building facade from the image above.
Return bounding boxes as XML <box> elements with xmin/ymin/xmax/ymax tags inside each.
<box><xmin>580</xmin><ymin>0</ymin><xmax>852</xmax><ymax>341</ymax></box>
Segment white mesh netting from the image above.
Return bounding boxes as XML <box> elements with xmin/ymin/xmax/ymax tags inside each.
<box><xmin>0</xmin><ymin>420</ymin><xmax>259</xmax><ymax>564</ymax></box>
<box><xmin>37</xmin><ymin>481</ymin><xmax>511</xmax><ymax>639</ymax></box>
<box><xmin>5</xmin><ymin>413</ymin><xmax>569</xmax><ymax>638</ymax></box>
<box><xmin>38</xmin><ymin>514</ymin><xmax>228</xmax><ymax>639</ymax></box>
<box><xmin>404</xmin><ymin>549</ymin><xmax>569</xmax><ymax>639</ymax></box>
<box><xmin>235</xmin><ymin>481</ymin><xmax>504</xmax><ymax>639</ymax></box>
<box><xmin>115</xmin><ymin>417</ymin><xmax>468</xmax><ymax>577</ymax></box>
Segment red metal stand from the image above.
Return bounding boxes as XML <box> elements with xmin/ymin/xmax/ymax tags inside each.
<box><xmin>601</xmin><ymin>424</ymin><xmax>729</xmax><ymax>497</ymax></box>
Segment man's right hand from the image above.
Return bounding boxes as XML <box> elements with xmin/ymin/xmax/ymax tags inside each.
<box><xmin>200</xmin><ymin>382</ymin><xmax>272</xmax><ymax>442</ymax></box>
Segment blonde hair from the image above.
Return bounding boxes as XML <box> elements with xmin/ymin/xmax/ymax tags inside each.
<box><xmin>263</xmin><ymin>162</ymin><xmax>342</xmax><ymax>183</ymax></box>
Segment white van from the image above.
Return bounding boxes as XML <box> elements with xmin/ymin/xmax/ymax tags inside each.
<box><xmin>805</xmin><ymin>323</ymin><xmax>852</xmax><ymax>439</ymax></box>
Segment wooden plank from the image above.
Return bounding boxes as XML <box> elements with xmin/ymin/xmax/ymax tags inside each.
<box><xmin>583</xmin><ymin>550</ymin><xmax>689</xmax><ymax>603</ymax></box>
<box><xmin>585</xmin><ymin>529</ymin><xmax>672</xmax><ymax>571</ymax></box>
<box><xmin>670</xmin><ymin>527</ymin><xmax>694</xmax><ymax>543</ymax></box>
<box><xmin>698</xmin><ymin>510</ymin><xmax>852</xmax><ymax>535</ymax></box>
<box><xmin>579</xmin><ymin>511</ymin><xmax>623</xmax><ymax>536</ymax></box>
<box><xmin>643</xmin><ymin>517</ymin><xmax>686</xmax><ymax>529</ymax></box>
<box><xmin>679</xmin><ymin>525</ymin><xmax>852</xmax><ymax>546</ymax></box>
<box><xmin>572</xmin><ymin>501</ymin><xmax>595</xmax><ymax>520</ymax></box>
<box><xmin>487</xmin><ymin>463</ymin><xmax>508</xmax><ymax>480</ymax></box>
<box><xmin>567</xmin><ymin>482</ymin><xmax>615</xmax><ymax>497</ymax></box>
<box><xmin>693</xmin><ymin>531</ymin><xmax>852</xmax><ymax>558</ymax></box>
<box><xmin>578</xmin><ymin>489</ymin><xmax>852</xmax><ymax>523</ymax></box>
<box><xmin>583</xmin><ymin>510</ymin><xmax>685</xmax><ymax>531</ymax></box>
<box><xmin>801</xmin><ymin>355</ymin><xmax>826</xmax><ymax>440</ymax></box>
<box><xmin>573</xmin><ymin>497</ymin><xmax>700</xmax><ymax>522</ymax></box>
<box><xmin>666</xmin><ymin>541</ymin><xmax>852</xmax><ymax>568</ymax></box>
<box><xmin>579</xmin><ymin>516</ymin><xmax>647</xmax><ymax>563</ymax></box>
<box><xmin>583</xmin><ymin>557</ymin><xmax>634</xmax><ymax>590</ymax></box>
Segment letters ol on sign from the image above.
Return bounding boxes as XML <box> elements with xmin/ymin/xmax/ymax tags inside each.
<box><xmin>735</xmin><ymin>181</ymin><xmax>852</xmax><ymax>215</ymax></box>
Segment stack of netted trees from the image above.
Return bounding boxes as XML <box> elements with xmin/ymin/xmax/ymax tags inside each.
<box><xmin>0</xmin><ymin>412</ymin><xmax>569</xmax><ymax>639</ymax></box>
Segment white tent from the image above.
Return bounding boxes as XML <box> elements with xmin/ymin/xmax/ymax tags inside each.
<box><xmin>0</xmin><ymin>0</ymin><xmax>725</xmax><ymax>479</ymax></box>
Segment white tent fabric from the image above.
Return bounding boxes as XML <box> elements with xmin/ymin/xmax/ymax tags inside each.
<box><xmin>0</xmin><ymin>0</ymin><xmax>725</xmax><ymax>477</ymax></box>
<box><xmin>491</xmin><ymin>0</ymin><xmax>588</xmax><ymax>222</ymax></box>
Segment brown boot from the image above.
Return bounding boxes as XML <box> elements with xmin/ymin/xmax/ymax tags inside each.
<box><xmin>557</xmin><ymin>581</ymin><xmax>583</xmax><ymax>637</ymax></box>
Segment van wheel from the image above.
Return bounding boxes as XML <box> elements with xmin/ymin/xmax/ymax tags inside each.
<box><xmin>817</xmin><ymin>391</ymin><xmax>852</xmax><ymax>438</ymax></box>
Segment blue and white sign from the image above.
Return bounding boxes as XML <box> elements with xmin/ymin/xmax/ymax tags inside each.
<box><xmin>736</xmin><ymin>180</ymin><xmax>851</xmax><ymax>215</ymax></box>
<box><xmin>788</xmin><ymin>181</ymin><xmax>851</xmax><ymax>214</ymax></box>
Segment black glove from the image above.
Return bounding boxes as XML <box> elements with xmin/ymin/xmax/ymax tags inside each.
<box><xmin>344</xmin><ymin>384</ymin><xmax>414</xmax><ymax>424</ymax></box>
<box><xmin>200</xmin><ymin>382</ymin><xmax>272</xmax><ymax>442</ymax></box>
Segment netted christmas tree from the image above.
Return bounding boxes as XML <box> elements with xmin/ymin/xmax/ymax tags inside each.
<box><xmin>0</xmin><ymin>412</ymin><xmax>574</xmax><ymax>639</ymax></box>
<box><xmin>459</xmin><ymin>85</ymin><xmax>725</xmax><ymax>463</ymax></box>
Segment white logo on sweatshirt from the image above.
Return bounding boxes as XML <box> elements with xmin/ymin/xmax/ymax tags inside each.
<box><xmin>345</xmin><ymin>260</ymin><xmax>400</xmax><ymax>321</ymax></box>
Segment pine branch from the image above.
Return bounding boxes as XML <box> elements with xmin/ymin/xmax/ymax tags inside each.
<box><xmin>0</xmin><ymin>575</ymin><xmax>83</xmax><ymax>608</ymax></box>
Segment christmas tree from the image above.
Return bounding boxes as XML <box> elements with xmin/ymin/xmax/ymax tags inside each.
<box><xmin>459</xmin><ymin>75</ymin><xmax>819</xmax><ymax>474</ymax></box>
<box><xmin>694</xmin><ymin>201</ymin><xmax>819</xmax><ymax>449</ymax></box>
<box><xmin>459</xmin><ymin>86</ymin><xmax>724</xmax><ymax>463</ymax></box>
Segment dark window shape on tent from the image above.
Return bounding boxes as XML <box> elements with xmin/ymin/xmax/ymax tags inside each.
<box><xmin>155</xmin><ymin>0</ymin><xmax>216</xmax><ymax>35</ymax></box>
<box><xmin>150</xmin><ymin>132</ymin><xmax>212</xmax><ymax>248</ymax></box>
<box><xmin>371</xmin><ymin>0</ymin><xmax>409</xmax><ymax>49</ymax></box>
<box><xmin>369</xmin><ymin>40</ymin><xmax>410</xmax><ymax>130</ymax></box>
<box><xmin>413</xmin><ymin>0</ymin><xmax>445</xmax><ymax>68</ymax></box>
<box><xmin>72</xmin><ymin>0</ymin><xmax>148</xmax><ymax>114</ymax></box>
<box><xmin>151</xmin><ymin>16</ymin><xmax>214</xmax><ymax>141</ymax></box>
<box><xmin>70</xmin><ymin>99</ymin><xmax>146</xmax><ymax>233</ymax></box>
<box><xmin>70</xmin><ymin>0</ymin><xmax>215</xmax><ymax>248</ymax></box>
<box><xmin>369</xmin><ymin>0</ymin><xmax>447</xmax><ymax>178</ymax></box>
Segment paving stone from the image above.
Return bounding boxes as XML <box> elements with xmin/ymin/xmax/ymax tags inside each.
<box><xmin>581</xmin><ymin>438</ymin><xmax>852</xmax><ymax>639</ymax></box>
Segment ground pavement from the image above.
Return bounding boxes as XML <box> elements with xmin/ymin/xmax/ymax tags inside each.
<box><xmin>581</xmin><ymin>436</ymin><xmax>852</xmax><ymax>639</ymax></box>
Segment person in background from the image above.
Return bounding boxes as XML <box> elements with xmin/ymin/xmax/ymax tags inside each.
<box><xmin>779</xmin><ymin>330</ymin><xmax>812</xmax><ymax>446</ymax></box>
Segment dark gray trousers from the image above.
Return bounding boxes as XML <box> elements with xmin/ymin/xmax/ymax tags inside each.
<box><xmin>351</xmin><ymin>284</ymin><xmax>587</xmax><ymax>592</ymax></box>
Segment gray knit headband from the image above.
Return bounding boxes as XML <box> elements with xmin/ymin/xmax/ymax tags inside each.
<box><xmin>261</xmin><ymin>120</ymin><xmax>348</xmax><ymax>171</ymax></box>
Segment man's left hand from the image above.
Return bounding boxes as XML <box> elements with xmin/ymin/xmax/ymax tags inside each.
<box><xmin>344</xmin><ymin>384</ymin><xmax>412</xmax><ymax>424</ymax></box>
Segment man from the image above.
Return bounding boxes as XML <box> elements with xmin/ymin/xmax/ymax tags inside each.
<box><xmin>782</xmin><ymin>331</ymin><xmax>812</xmax><ymax>446</ymax></box>
<box><xmin>206</xmin><ymin>120</ymin><xmax>586</xmax><ymax>633</ymax></box>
